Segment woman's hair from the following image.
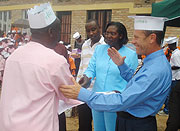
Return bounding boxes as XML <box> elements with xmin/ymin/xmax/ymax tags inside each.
<box><xmin>105</xmin><ymin>21</ymin><xmax>129</xmax><ymax>45</ymax></box>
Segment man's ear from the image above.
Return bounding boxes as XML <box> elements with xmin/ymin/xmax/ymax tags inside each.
<box><xmin>48</xmin><ymin>28</ymin><xmax>53</xmax><ymax>38</ymax></box>
<box><xmin>119</xmin><ymin>34</ymin><xmax>123</xmax><ymax>40</ymax></box>
<box><xmin>149</xmin><ymin>33</ymin><xmax>157</xmax><ymax>44</ymax></box>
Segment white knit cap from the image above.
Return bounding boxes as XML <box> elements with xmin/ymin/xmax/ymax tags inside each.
<box><xmin>128</xmin><ymin>16</ymin><xmax>167</xmax><ymax>31</ymax></box>
<box><xmin>59</xmin><ymin>41</ymin><xmax>64</xmax><ymax>44</ymax></box>
<box><xmin>65</xmin><ymin>44</ymin><xmax>71</xmax><ymax>49</ymax></box>
<box><xmin>73</xmin><ymin>32</ymin><xmax>81</xmax><ymax>39</ymax></box>
<box><xmin>12</xmin><ymin>30</ymin><xmax>16</xmax><ymax>33</ymax></box>
<box><xmin>28</xmin><ymin>2</ymin><xmax>56</xmax><ymax>29</ymax></box>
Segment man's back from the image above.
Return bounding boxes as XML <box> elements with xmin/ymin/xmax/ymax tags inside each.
<box><xmin>0</xmin><ymin>42</ymin><xmax>72</xmax><ymax>131</ymax></box>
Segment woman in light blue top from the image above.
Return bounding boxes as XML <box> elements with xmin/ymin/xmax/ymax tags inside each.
<box><xmin>83</xmin><ymin>22</ymin><xmax>138</xmax><ymax>131</ymax></box>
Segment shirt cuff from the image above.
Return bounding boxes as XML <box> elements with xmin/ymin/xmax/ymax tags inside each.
<box><xmin>77</xmin><ymin>87</ymin><xmax>92</xmax><ymax>102</ymax></box>
<box><xmin>84</xmin><ymin>73</ymin><xmax>92</xmax><ymax>79</ymax></box>
<box><xmin>118</xmin><ymin>63</ymin><xmax>129</xmax><ymax>72</ymax></box>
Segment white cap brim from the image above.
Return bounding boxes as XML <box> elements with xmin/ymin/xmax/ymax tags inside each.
<box><xmin>128</xmin><ymin>16</ymin><xmax>168</xmax><ymax>31</ymax></box>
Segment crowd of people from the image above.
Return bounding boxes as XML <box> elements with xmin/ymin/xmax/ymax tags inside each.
<box><xmin>0</xmin><ymin>30</ymin><xmax>30</xmax><ymax>87</ymax></box>
<box><xmin>0</xmin><ymin>2</ymin><xmax>180</xmax><ymax>131</ymax></box>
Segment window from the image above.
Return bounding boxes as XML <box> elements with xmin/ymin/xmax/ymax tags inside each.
<box><xmin>8</xmin><ymin>11</ymin><xmax>11</xmax><ymax>20</ymax></box>
<box><xmin>0</xmin><ymin>11</ymin><xmax>11</xmax><ymax>33</ymax></box>
<box><xmin>3</xmin><ymin>24</ymin><xmax>6</xmax><ymax>31</ymax></box>
<box><xmin>4</xmin><ymin>11</ymin><xmax>7</xmax><ymax>22</ymax></box>
<box><xmin>57</xmin><ymin>11</ymin><xmax>71</xmax><ymax>44</ymax></box>
<box><xmin>87</xmin><ymin>10</ymin><xmax>112</xmax><ymax>34</ymax></box>
<box><xmin>22</xmin><ymin>10</ymin><xmax>28</xmax><ymax>19</ymax></box>
<box><xmin>0</xmin><ymin>12</ymin><xmax>2</xmax><ymax>20</ymax></box>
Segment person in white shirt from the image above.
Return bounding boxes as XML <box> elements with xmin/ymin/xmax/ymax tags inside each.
<box><xmin>76</xmin><ymin>19</ymin><xmax>106</xmax><ymax>131</ymax></box>
<box><xmin>158</xmin><ymin>37</ymin><xmax>179</xmax><ymax>116</ymax></box>
<box><xmin>165</xmin><ymin>37</ymin><xmax>180</xmax><ymax>131</ymax></box>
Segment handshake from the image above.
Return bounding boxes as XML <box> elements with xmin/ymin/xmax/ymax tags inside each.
<box><xmin>78</xmin><ymin>74</ymin><xmax>92</xmax><ymax>88</ymax></box>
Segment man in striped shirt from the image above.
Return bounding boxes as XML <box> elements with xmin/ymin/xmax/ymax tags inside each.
<box><xmin>76</xmin><ymin>19</ymin><xmax>106</xmax><ymax>131</ymax></box>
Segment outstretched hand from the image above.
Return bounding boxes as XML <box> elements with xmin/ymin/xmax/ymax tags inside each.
<box><xmin>59</xmin><ymin>77</ymin><xmax>81</xmax><ymax>99</ymax></box>
<box><xmin>108</xmin><ymin>47</ymin><xmax>126</xmax><ymax>66</ymax></box>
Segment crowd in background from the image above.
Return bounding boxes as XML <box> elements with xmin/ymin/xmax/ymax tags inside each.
<box><xmin>0</xmin><ymin>29</ymin><xmax>31</xmax><ymax>87</ymax></box>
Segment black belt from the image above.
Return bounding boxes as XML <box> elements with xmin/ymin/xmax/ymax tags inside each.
<box><xmin>116</xmin><ymin>111</ymin><xmax>154</xmax><ymax>120</ymax></box>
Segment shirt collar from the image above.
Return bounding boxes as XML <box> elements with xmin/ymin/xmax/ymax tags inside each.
<box><xmin>90</xmin><ymin>35</ymin><xmax>104</xmax><ymax>43</ymax></box>
<box><xmin>88</xmin><ymin>35</ymin><xmax>105</xmax><ymax>48</ymax></box>
<box><xmin>99</xmin><ymin>35</ymin><xmax>105</xmax><ymax>44</ymax></box>
<box><xmin>172</xmin><ymin>48</ymin><xmax>179</xmax><ymax>54</ymax></box>
<box><xmin>143</xmin><ymin>49</ymin><xmax>164</xmax><ymax>63</ymax></box>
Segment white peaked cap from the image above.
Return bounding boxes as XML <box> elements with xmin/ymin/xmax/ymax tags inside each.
<box><xmin>0</xmin><ymin>38</ymin><xmax>4</xmax><ymax>42</ymax></box>
<box><xmin>8</xmin><ymin>42</ymin><xmax>14</xmax><ymax>46</ymax></box>
<box><xmin>28</xmin><ymin>2</ymin><xmax>56</xmax><ymax>29</ymax></box>
<box><xmin>165</xmin><ymin>37</ymin><xmax>179</xmax><ymax>46</ymax></box>
<box><xmin>73</xmin><ymin>32</ymin><xmax>80</xmax><ymax>39</ymax></box>
<box><xmin>128</xmin><ymin>16</ymin><xmax>167</xmax><ymax>31</ymax></box>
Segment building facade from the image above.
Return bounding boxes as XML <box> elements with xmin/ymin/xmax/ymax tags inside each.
<box><xmin>0</xmin><ymin>0</ymin><xmax>179</xmax><ymax>46</ymax></box>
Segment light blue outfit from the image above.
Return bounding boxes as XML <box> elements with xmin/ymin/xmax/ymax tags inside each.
<box><xmin>78</xmin><ymin>49</ymin><xmax>172</xmax><ymax>118</ymax></box>
<box><xmin>84</xmin><ymin>44</ymin><xmax>138</xmax><ymax>131</ymax></box>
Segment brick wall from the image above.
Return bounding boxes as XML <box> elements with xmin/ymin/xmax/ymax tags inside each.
<box><xmin>166</xmin><ymin>27</ymin><xmax>180</xmax><ymax>46</ymax></box>
<box><xmin>134</xmin><ymin>0</ymin><xmax>155</xmax><ymax>8</ymax></box>
<box><xmin>112</xmin><ymin>8</ymin><xmax>135</xmax><ymax>43</ymax></box>
<box><xmin>71</xmin><ymin>10</ymin><xmax>86</xmax><ymax>46</ymax></box>
<box><xmin>11</xmin><ymin>10</ymin><xmax>22</xmax><ymax>23</ymax></box>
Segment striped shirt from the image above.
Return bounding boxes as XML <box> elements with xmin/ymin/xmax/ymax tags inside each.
<box><xmin>76</xmin><ymin>36</ymin><xmax>106</xmax><ymax>87</ymax></box>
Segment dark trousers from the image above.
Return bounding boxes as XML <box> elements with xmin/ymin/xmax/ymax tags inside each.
<box><xmin>78</xmin><ymin>103</ymin><xmax>92</xmax><ymax>131</ymax></box>
<box><xmin>166</xmin><ymin>80</ymin><xmax>180</xmax><ymax>131</ymax></box>
<box><xmin>75</xmin><ymin>58</ymin><xmax>80</xmax><ymax>76</ymax></box>
<box><xmin>163</xmin><ymin>81</ymin><xmax>176</xmax><ymax>114</ymax></box>
<box><xmin>116</xmin><ymin>112</ymin><xmax>157</xmax><ymax>131</ymax></box>
<box><xmin>58</xmin><ymin>112</ymin><xmax>66</xmax><ymax>131</ymax></box>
